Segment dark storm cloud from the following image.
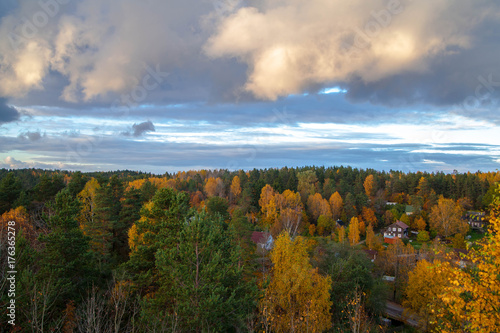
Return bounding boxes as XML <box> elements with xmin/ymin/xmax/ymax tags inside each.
<box><xmin>15</xmin><ymin>93</ymin><xmax>444</xmax><ymax>128</ymax></box>
<box><xmin>122</xmin><ymin>121</ymin><xmax>156</xmax><ymax>137</ymax></box>
<box><xmin>0</xmin><ymin>98</ymin><xmax>20</xmax><ymax>124</ymax></box>
<box><xmin>0</xmin><ymin>0</ymin><xmax>498</xmax><ymax>108</ymax></box>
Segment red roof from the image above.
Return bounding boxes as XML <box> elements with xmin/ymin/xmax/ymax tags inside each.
<box><xmin>251</xmin><ymin>231</ymin><xmax>270</xmax><ymax>244</ymax></box>
<box><xmin>363</xmin><ymin>249</ymin><xmax>378</xmax><ymax>260</ymax></box>
<box><xmin>395</xmin><ymin>221</ymin><xmax>409</xmax><ymax>229</ymax></box>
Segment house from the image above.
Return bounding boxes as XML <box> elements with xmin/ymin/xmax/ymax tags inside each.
<box><xmin>335</xmin><ymin>219</ymin><xmax>345</xmax><ymax>229</ymax></box>
<box><xmin>251</xmin><ymin>231</ymin><xmax>274</xmax><ymax>253</ymax></box>
<box><xmin>405</xmin><ymin>205</ymin><xmax>415</xmax><ymax>216</ymax></box>
<box><xmin>384</xmin><ymin>221</ymin><xmax>409</xmax><ymax>244</ymax></box>
<box><xmin>463</xmin><ymin>211</ymin><xmax>488</xmax><ymax>231</ymax></box>
<box><xmin>363</xmin><ymin>249</ymin><xmax>378</xmax><ymax>262</ymax></box>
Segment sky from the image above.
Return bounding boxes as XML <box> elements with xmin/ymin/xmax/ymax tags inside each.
<box><xmin>0</xmin><ymin>0</ymin><xmax>499</xmax><ymax>174</ymax></box>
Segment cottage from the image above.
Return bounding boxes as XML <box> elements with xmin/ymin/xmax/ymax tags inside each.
<box><xmin>405</xmin><ymin>205</ymin><xmax>414</xmax><ymax>216</ymax></box>
<box><xmin>463</xmin><ymin>211</ymin><xmax>488</xmax><ymax>231</ymax></box>
<box><xmin>363</xmin><ymin>249</ymin><xmax>378</xmax><ymax>262</ymax></box>
<box><xmin>251</xmin><ymin>231</ymin><xmax>274</xmax><ymax>253</ymax></box>
<box><xmin>383</xmin><ymin>220</ymin><xmax>409</xmax><ymax>244</ymax></box>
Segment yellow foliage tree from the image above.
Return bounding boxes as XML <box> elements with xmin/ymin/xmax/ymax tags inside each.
<box><xmin>149</xmin><ymin>177</ymin><xmax>175</xmax><ymax>189</ymax></box>
<box><xmin>204</xmin><ymin>177</ymin><xmax>220</xmax><ymax>197</ymax></box>
<box><xmin>259</xmin><ymin>184</ymin><xmax>278</xmax><ymax>228</ymax></box>
<box><xmin>435</xmin><ymin>185</ymin><xmax>500</xmax><ymax>332</ymax></box>
<box><xmin>399</xmin><ymin>212</ymin><xmax>411</xmax><ymax>226</ymax></box>
<box><xmin>429</xmin><ymin>196</ymin><xmax>467</xmax><ymax>237</ymax></box>
<box><xmin>77</xmin><ymin>178</ymin><xmax>108</xmax><ymax>255</ymax></box>
<box><xmin>309</xmin><ymin>223</ymin><xmax>316</xmax><ymax>236</ymax></box>
<box><xmin>0</xmin><ymin>206</ymin><xmax>35</xmax><ymax>245</ymax></box>
<box><xmin>329</xmin><ymin>192</ymin><xmax>343</xmax><ymax>220</ymax></box>
<box><xmin>384</xmin><ymin>239</ymin><xmax>416</xmax><ymax>300</ymax></box>
<box><xmin>230</xmin><ymin>176</ymin><xmax>241</xmax><ymax>203</ymax></box>
<box><xmin>404</xmin><ymin>259</ymin><xmax>452</xmax><ymax>331</ymax></box>
<box><xmin>365</xmin><ymin>223</ymin><xmax>376</xmax><ymax>250</ymax></box>
<box><xmin>359</xmin><ymin>219</ymin><xmax>366</xmax><ymax>237</ymax></box>
<box><xmin>261</xmin><ymin>232</ymin><xmax>332</xmax><ymax>332</ymax></box>
<box><xmin>126</xmin><ymin>178</ymin><xmax>147</xmax><ymax>191</ymax></box>
<box><xmin>348</xmin><ymin>217</ymin><xmax>360</xmax><ymax>246</ymax></box>
<box><xmin>338</xmin><ymin>226</ymin><xmax>346</xmax><ymax>243</ymax></box>
<box><xmin>415</xmin><ymin>216</ymin><xmax>426</xmax><ymax>231</ymax></box>
<box><xmin>363</xmin><ymin>174</ymin><xmax>374</xmax><ymax>197</ymax></box>
<box><xmin>275</xmin><ymin>190</ymin><xmax>303</xmax><ymax>238</ymax></box>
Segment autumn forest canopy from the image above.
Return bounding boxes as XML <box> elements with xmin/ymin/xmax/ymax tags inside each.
<box><xmin>1</xmin><ymin>166</ymin><xmax>500</xmax><ymax>332</ymax></box>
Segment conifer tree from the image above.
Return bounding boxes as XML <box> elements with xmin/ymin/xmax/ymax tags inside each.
<box><xmin>38</xmin><ymin>189</ymin><xmax>97</xmax><ymax>304</ymax></box>
<box><xmin>153</xmin><ymin>211</ymin><xmax>256</xmax><ymax>331</ymax></box>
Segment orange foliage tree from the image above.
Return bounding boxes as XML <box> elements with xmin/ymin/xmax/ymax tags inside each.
<box><xmin>204</xmin><ymin>177</ymin><xmax>218</xmax><ymax>197</ymax></box>
<box><xmin>363</xmin><ymin>174</ymin><xmax>374</xmax><ymax>198</ymax></box>
<box><xmin>329</xmin><ymin>192</ymin><xmax>343</xmax><ymax>221</ymax></box>
<box><xmin>0</xmin><ymin>206</ymin><xmax>36</xmax><ymax>245</ymax></box>
<box><xmin>361</xmin><ymin>207</ymin><xmax>377</xmax><ymax>228</ymax></box>
<box><xmin>230</xmin><ymin>176</ymin><xmax>241</xmax><ymax>203</ymax></box>
<box><xmin>307</xmin><ymin>193</ymin><xmax>332</xmax><ymax>221</ymax></box>
<box><xmin>348</xmin><ymin>217</ymin><xmax>360</xmax><ymax>246</ymax></box>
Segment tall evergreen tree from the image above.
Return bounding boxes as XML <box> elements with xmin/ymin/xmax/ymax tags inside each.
<box><xmin>0</xmin><ymin>172</ymin><xmax>22</xmax><ymax>214</ymax></box>
<box><xmin>38</xmin><ymin>189</ymin><xmax>97</xmax><ymax>304</ymax></box>
<box><xmin>127</xmin><ymin>187</ymin><xmax>191</xmax><ymax>291</ymax></box>
<box><xmin>95</xmin><ymin>175</ymin><xmax>124</xmax><ymax>266</ymax></box>
<box><xmin>117</xmin><ymin>187</ymin><xmax>142</xmax><ymax>261</ymax></box>
<box><xmin>152</xmin><ymin>211</ymin><xmax>257</xmax><ymax>332</ymax></box>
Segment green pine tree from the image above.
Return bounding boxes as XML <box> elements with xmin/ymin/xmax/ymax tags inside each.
<box><xmin>152</xmin><ymin>211</ymin><xmax>257</xmax><ymax>332</ymax></box>
<box><xmin>0</xmin><ymin>172</ymin><xmax>22</xmax><ymax>214</ymax></box>
<box><xmin>38</xmin><ymin>189</ymin><xmax>97</xmax><ymax>303</ymax></box>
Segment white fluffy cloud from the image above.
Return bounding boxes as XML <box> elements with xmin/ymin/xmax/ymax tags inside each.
<box><xmin>206</xmin><ymin>0</ymin><xmax>499</xmax><ymax>101</ymax></box>
<box><xmin>0</xmin><ymin>0</ymin><xmax>499</xmax><ymax>106</ymax></box>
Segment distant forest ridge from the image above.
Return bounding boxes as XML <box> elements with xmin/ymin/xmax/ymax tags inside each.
<box><xmin>1</xmin><ymin>166</ymin><xmax>499</xmax><ymax>213</ymax></box>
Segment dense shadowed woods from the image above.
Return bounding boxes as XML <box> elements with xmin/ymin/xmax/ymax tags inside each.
<box><xmin>1</xmin><ymin>166</ymin><xmax>499</xmax><ymax>332</ymax></box>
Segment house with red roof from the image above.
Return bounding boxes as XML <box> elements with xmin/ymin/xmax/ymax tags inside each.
<box><xmin>383</xmin><ymin>220</ymin><xmax>409</xmax><ymax>244</ymax></box>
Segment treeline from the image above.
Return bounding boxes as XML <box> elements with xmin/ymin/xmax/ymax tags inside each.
<box><xmin>1</xmin><ymin>166</ymin><xmax>497</xmax><ymax>216</ymax></box>
<box><xmin>0</xmin><ymin>166</ymin><xmax>499</xmax><ymax>332</ymax></box>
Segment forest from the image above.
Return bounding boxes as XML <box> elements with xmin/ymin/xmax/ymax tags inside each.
<box><xmin>0</xmin><ymin>166</ymin><xmax>499</xmax><ymax>332</ymax></box>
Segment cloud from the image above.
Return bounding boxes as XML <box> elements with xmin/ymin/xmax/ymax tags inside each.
<box><xmin>1</xmin><ymin>0</ymin><xmax>498</xmax><ymax>108</ymax></box>
<box><xmin>122</xmin><ymin>120</ymin><xmax>156</xmax><ymax>137</ymax></box>
<box><xmin>206</xmin><ymin>0</ymin><xmax>500</xmax><ymax>105</ymax></box>
<box><xmin>0</xmin><ymin>98</ymin><xmax>20</xmax><ymax>124</ymax></box>
<box><xmin>0</xmin><ymin>156</ymin><xmax>66</xmax><ymax>170</ymax></box>
<box><xmin>0</xmin><ymin>0</ymin><xmax>214</xmax><ymax>102</ymax></box>
<box><xmin>18</xmin><ymin>130</ymin><xmax>43</xmax><ymax>141</ymax></box>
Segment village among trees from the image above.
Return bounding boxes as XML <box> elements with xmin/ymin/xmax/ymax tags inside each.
<box><xmin>0</xmin><ymin>166</ymin><xmax>499</xmax><ymax>332</ymax></box>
